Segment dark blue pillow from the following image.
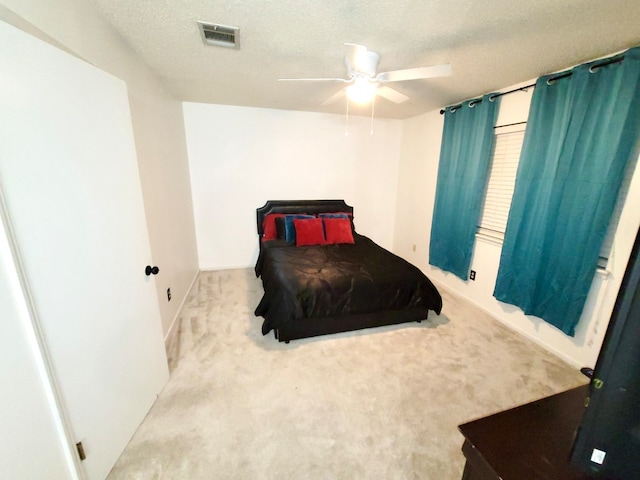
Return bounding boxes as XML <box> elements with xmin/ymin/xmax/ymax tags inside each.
<box><xmin>275</xmin><ymin>216</ymin><xmax>287</xmax><ymax>240</ymax></box>
<box><xmin>318</xmin><ymin>213</ymin><xmax>350</xmax><ymax>219</ymax></box>
<box><xmin>284</xmin><ymin>214</ymin><xmax>314</xmax><ymax>243</ymax></box>
<box><xmin>318</xmin><ymin>212</ymin><xmax>354</xmax><ymax>233</ymax></box>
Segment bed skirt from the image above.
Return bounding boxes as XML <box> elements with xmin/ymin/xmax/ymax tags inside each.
<box><xmin>274</xmin><ymin>307</ymin><xmax>429</xmax><ymax>343</ymax></box>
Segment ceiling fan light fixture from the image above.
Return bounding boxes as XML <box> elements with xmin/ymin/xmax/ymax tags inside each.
<box><xmin>346</xmin><ymin>78</ymin><xmax>377</xmax><ymax>104</ymax></box>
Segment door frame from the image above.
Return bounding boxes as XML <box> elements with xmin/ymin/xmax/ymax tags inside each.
<box><xmin>0</xmin><ymin>182</ymin><xmax>84</xmax><ymax>480</ymax></box>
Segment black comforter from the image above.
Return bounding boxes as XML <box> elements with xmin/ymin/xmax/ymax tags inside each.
<box><xmin>255</xmin><ymin>234</ymin><xmax>442</xmax><ymax>335</ymax></box>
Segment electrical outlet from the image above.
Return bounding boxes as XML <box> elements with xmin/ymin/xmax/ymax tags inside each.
<box><xmin>167</xmin><ymin>288</ymin><xmax>171</xmax><ymax>301</ymax></box>
<box><xmin>469</xmin><ymin>270</ymin><xmax>476</xmax><ymax>281</ymax></box>
<box><xmin>412</xmin><ymin>244</ymin><xmax>416</xmax><ymax>252</ymax></box>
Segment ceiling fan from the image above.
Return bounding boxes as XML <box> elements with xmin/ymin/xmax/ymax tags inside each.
<box><xmin>278</xmin><ymin>43</ymin><xmax>452</xmax><ymax>105</ymax></box>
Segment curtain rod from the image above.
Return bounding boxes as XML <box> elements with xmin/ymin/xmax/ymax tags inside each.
<box><xmin>439</xmin><ymin>55</ymin><xmax>625</xmax><ymax>115</ymax></box>
<box><xmin>439</xmin><ymin>84</ymin><xmax>535</xmax><ymax>114</ymax></box>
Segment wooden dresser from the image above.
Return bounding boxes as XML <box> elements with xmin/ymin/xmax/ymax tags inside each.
<box><xmin>458</xmin><ymin>385</ymin><xmax>592</xmax><ymax>480</ymax></box>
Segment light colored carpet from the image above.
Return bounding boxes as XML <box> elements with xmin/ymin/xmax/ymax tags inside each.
<box><xmin>107</xmin><ymin>268</ymin><xmax>586</xmax><ymax>480</ymax></box>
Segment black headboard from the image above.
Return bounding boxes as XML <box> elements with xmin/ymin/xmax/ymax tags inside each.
<box><xmin>256</xmin><ymin>199</ymin><xmax>354</xmax><ymax>236</ymax></box>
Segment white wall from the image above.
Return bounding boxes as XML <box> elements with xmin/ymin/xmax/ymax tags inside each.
<box><xmin>184</xmin><ymin>103</ymin><xmax>403</xmax><ymax>270</ymax></box>
<box><xmin>0</xmin><ymin>0</ymin><xmax>200</xmax><ymax>336</ymax></box>
<box><xmin>395</xmin><ymin>81</ymin><xmax>640</xmax><ymax>368</ymax></box>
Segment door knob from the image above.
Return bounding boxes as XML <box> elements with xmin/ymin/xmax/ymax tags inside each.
<box><xmin>145</xmin><ymin>265</ymin><xmax>159</xmax><ymax>276</ymax></box>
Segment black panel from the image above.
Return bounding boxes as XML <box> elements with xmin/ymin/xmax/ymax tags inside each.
<box><xmin>571</xmin><ymin>228</ymin><xmax>640</xmax><ymax>479</ymax></box>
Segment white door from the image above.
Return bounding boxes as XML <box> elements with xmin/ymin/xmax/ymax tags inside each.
<box><xmin>0</xmin><ymin>21</ymin><xmax>169</xmax><ymax>480</ymax></box>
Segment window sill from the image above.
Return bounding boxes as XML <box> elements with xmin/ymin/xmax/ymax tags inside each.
<box><xmin>475</xmin><ymin>231</ymin><xmax>504</xmax><ymax>246</ymax></box>
<box><xmin>475</xmin><ymin>230</ymin><xmax>611</xmax><ymax>277</ymax></box>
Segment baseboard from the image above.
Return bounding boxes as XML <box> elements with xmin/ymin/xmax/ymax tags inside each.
<box><xmin>199</xmin><ymin>264</ymin><xmax>253</xmax><ymax>272</ymax></box>
<box><xmin>164</xmin><ymin>269</ymin><xmax>200</xmax><ymax>345</ymax></box>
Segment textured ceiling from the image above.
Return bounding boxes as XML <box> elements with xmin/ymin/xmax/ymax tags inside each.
<box><xmin>88</xmin><ymin>0</ymin><xmax>640</xmax><ymax>119</ymax></box>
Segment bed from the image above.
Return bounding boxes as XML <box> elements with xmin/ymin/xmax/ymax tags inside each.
<box><xmin>254</xmin><ymin>200</ymin><xmax>443</xmax><ymax>342</ymax></box>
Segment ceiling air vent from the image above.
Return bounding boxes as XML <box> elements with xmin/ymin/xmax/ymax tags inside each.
<box><xmin>197</xmin><ymin>22</ymin><xmax>239</xmax><ymax>49</ymax></box>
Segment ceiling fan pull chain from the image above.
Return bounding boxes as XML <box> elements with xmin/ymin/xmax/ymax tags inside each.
<box><xmin>345</xmin><ymin>96</ymin><xmax>350</xmax><ymax>136</ymax></box>
<box><xmin>370</xmin><ymin>95</ymin><xmax>375</xmax><ymax>135</ymax></box>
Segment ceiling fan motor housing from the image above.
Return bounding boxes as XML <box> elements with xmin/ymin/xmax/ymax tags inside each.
<box><xmin>352</xmin><ymin>50</ymin><xmax>380</xmax><ymax>77</ymax></box>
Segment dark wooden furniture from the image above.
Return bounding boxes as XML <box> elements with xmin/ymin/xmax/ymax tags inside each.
<box><xmin>458</xmin><ymin>385</ymin><xmax>591</xmax><ymax>480</ymax></box>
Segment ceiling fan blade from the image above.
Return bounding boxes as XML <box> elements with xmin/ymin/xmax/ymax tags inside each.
<box><xmin>321</xmin><ymin>89</ymin><xmax>346</xmax><ymax>106</ymax></box>
<box><xmin>278</xmin><ymin>77</ymin><xmax>349</xmax><ymax>82</ymax></box>
<box><xmin>376</xmin><ymin>64</ymin><xmax>452</xmax><ymax>82</ymax></box>
<box><xmin>376</xmin><ymin>86</ymin><xmax>409</xmax><ymax>104</ymax></box>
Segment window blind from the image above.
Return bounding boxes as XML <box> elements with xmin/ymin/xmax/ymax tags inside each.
<box><xmin>477</xmin><ymin>125</ymin><xmax>525</xmax><ymax>240</ymax></box>
<box><xmin>598</xmin><ymin>154</ymin><xmax>637</xmax><ymax>268</ymax></box>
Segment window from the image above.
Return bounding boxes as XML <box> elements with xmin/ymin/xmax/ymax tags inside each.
<box><xmin>477</xmin><ymin>124</ymin><xmax>525</xmax><ymax>241</ymax></box>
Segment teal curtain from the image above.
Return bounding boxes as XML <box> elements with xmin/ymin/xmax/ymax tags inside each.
<box><xmin>429</xmin><ymin>94</ymin><xmax>499</xmax><ymax>279</ymax></box>
<box><xmin>494</xmin><ymin>46</ymin><xmax>640</xmax><ymax>336</ymax></box>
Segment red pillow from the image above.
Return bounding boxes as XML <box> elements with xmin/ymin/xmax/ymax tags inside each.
<box><xmin>323</xmin><ymin>218</ymin><xmax>354</xmax><ymax>244</ymax></box>
<box><xmin>262</xmin><ymin>213</ymin><xmax>286</xmax><ymax>241</ymax></box>
<box><xmin>294</xmin><ymin>218</ymin><xmax>326</xmax><ymax>246</ymax></box>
